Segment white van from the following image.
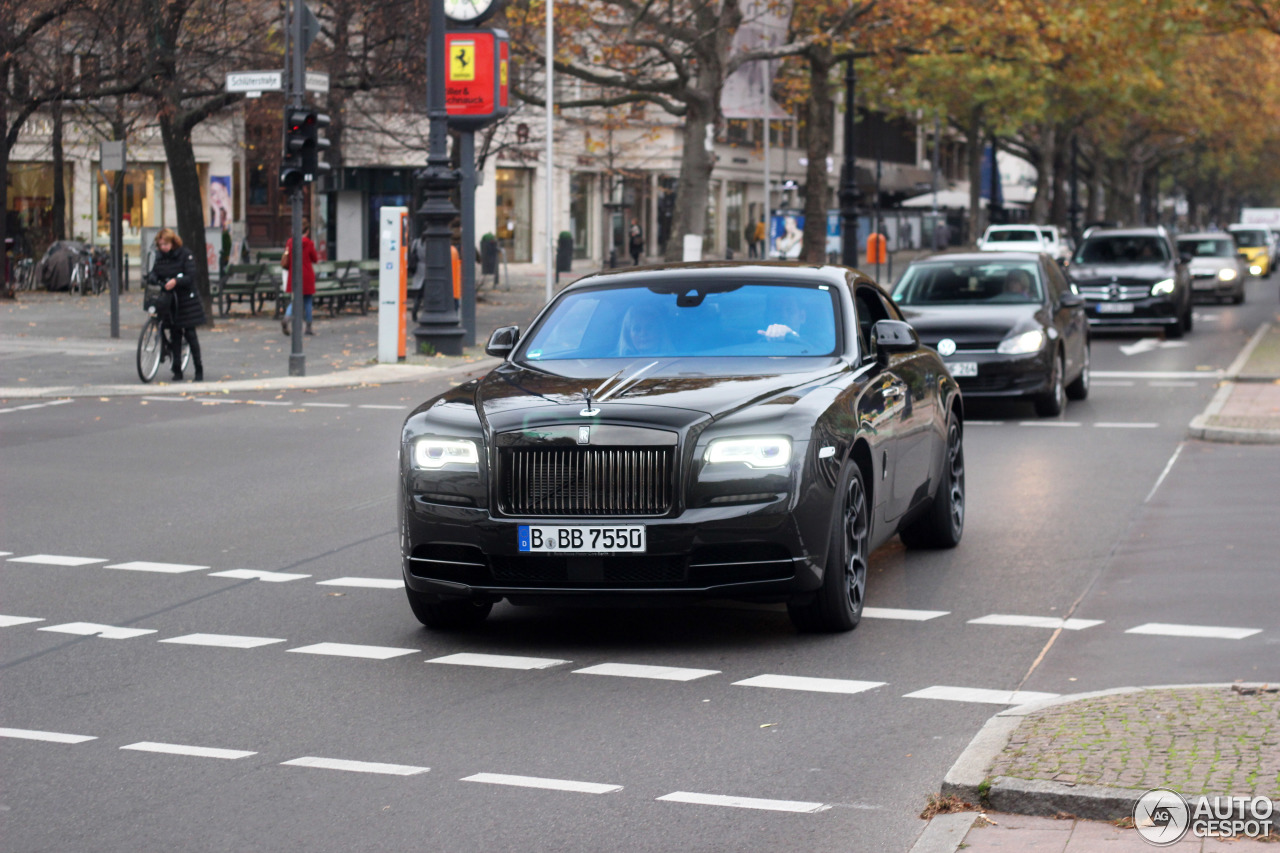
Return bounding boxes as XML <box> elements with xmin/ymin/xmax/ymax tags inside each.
<box><xmin>977</xmin><ymin>225</ymin><xmax>1047</xmax><ymax>254</ymax></box>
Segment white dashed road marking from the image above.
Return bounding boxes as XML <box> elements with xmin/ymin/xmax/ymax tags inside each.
<box><xmin>357</xmin><ymin>405</ymin><xmax>403</xmax><ymax>410</ymax></box>
<box><xmin>1091</xmin><ymin>371</ymin><xmax>1219</xmax><ymax>380</ymax></box>
<box><xmin>574</xmin><ymin>663</ymin><xmax>720</xmax><ymax>681</ymax></box>
<box><xmin>209</xmin><ymin>569</ymin><xmax>311</xmax><ymax>582</ymax></box>
<box><xmin>316</xmin><ymin>577</ymin><xmax>402</xmax><ymax>589</ymax></box>
<box><xmin>429</xmin><ymin>652</ymin><xmax>569</xmax><ymax>670</ymax></box>
<box><xmin>657</xmin><ymin>791</ymin><xmax>831</xmax><ymax>814</ymax></box>
<box><xmin>0</xmin><ymin>727</ymin><xmax>96</xmax><ymax>744</ymax></box>
<box><xmin>160</xmin><ymin>633</ymin><xmax>287</xmax><ymax>649</ymax></box>
<box><xmin>281</xmin><ymin>756</ymin><xmax>429</xmax><ymax>776</ymax></box>
<box><xmin>288</xmin><ymin>642</ymin><xmax>418</xmax><ymax>660</ymax></box>
<box><xmin>1148</xmin><ymin>381</ymin><xmax>1198</xmax><ymax>388</ymax></box>
<box><xmin>903</xmin><ymin>686</ymin><xmax>1060</xmax><ymax>705</ymax></box>
<box><xmin>462</xmin><ymin>773</ymin><xmax>623</xmax><ymax>794</ymax></box>
<box><xmin>0</xmin><ymin>399</ymin><xmax>73</xmax><ymax>414</ymax></box>
<box><xmin>38</xmin><ymin>622</ymin><xmax>157</xmax><ymax>640</ymax></box>
<box><xmin>1126</xmin><ymin>623</ymin><xmax>1261</xmax><ymax>640</ymax></box>
<box><xmin>105</xmin><ymin>561</ymin><xmax>209</xmax><ymax>574</ymax></box>
<box><xmin>1090</xmin><ymin>380</ymin><xmax>1134</xmax><ymax>387</ymax></box>
<box><xmin>121</xmin><ymin>742</ymin><xmax>256</xmax><ymax>760</ymax></box>
<box><xmin>1094</xmin><ymin>422</ymin><xmax>1159</xmax><ymax>429</ymax></box>
<box><xmin>8</xmin><ymin>554</ymin><xmax>107</xmax><ymax>566</ymax></box>
<box><xmin>733</xmin><ymin>674</ymin><xmax>885</xmax><ymax>695</ymax></box>
<box><xmin>968</xmin><ymin>615</ymin><xmax>1104</xmax><ymax>631</ymax></box>
<box><xmin>863</xmin><ymin>607</ymin><xmax>950</xmax><ymax>621</ymax></box>
<box><xmin>1018</xmin><ymin>421</ymin><xmax>1081</xmax><ymax>427</ymax></box>
<box><xmin>301</xmin><ymin>403</ymin><xmax>350</xmax><ymax>408</ymax></box>
<box><xmin>0</xmin><ymin>615</ymin><xmax>44</xmax><ymax>627</ymax></box>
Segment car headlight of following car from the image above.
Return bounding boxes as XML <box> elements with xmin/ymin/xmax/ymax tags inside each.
<box><xmin>1150</xmin><ymin>278</ymin><xmax>1176</xmax><ymax>296</ymax></box>
<box><xmin>412</xmin><ymin>437</ymin><xmax>479</xmax><ymax>470</ymax></box>
<box><xmin>1249</xmin><ymin>264</ymin><xmax>1263</xmax><ymax>276</ymax></box>
<box><xmin>1217</xmin><ymin>268</ymin><xmax>1239</xmax><ymax>282</ymax></box>
<box><xmin>996</xmin><ymin>329</ymin><xmax>1046</xmax><ymax>355</ymax></box>
<box><xmin>705</xmin><ymin>436</ymin><xmax>792</xmax><ymax>469</ymax></box>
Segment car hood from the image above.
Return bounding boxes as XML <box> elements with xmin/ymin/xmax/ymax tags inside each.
<box><xmin>474</xmin><ymin>358</ymin><xmax>844</xmax><ymax>432</ymax></box>
<box><xmin>1068</xmin><ymin>262</ymin><xmax>1172</xmax><ymax>282</ymax></box>
<box><xmin>899</xmin><ymin>304</ymin><xmax>1043</xmax><ymax>346</ymax></box>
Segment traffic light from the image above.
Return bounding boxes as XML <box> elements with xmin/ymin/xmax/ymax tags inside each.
<box><xmin>279</xmin><ymin>108</ymin><xmax>331</xmax><ymax>189</ymax></box>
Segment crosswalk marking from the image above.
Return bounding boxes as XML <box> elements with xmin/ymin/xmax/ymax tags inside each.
<box><xmin>573</xmin><ymin>663</ymin><xmax>720</xmax><ymax>681</ymax></box>
<box><xmin>105</xmin><ymin>560</ymin><xmax>209</xmax><ymax>574</ymax></box>
<box><xmin>281</xmin><ymin>756</ymin><xmax>429</xmax><ymax>776</ymax></box>
<box><xmin>903</xmin><ymin>686</ymin><xmax>1059</xmax><ymax>705</ymax></box>
<box><xmin>316</xmin><ymin>577</ymin><xmax>402</xmax><ymax>589</ymax></box>
<box><xmin>1126</xmin><ymin>623</ymin><xmax>1261</xmax><ymax>640</ymax></box>
<box><xmin>8</xmin><ymin>554</ymin><xmax>107</xmax><ymax>567</ymax></box>
<box><xmin>657</xmin><ymin>791</ymin><xmax>831</xmax><ymax>814</ymax></box>
<box><xmin>288</xmin><ymin>642</ymin><xmax>418</xmax><ymax>660</ymax></box>
<box><xmin>0</xmin><ymin>615</ymin><xmax>44</xmax><ymax>627</ymax></box>
<box><xmin>38</xmin><ymin>622</ymin><xmax>156</xmax><ymax>640</ymax></box>
<box><xmin>209</xmin><ymin>569</ymin><xmax>311</xmax><ymax>582</ymax></box>
<box><xmin>462</xmin><ymin>773</ymin><xmax>622</xmax><ymax>794</ymax></box>
<box><xmin>121</xmin><ymin>742</ymin><xmax>256</xmax><ymax>760</ymax></box>
<box><xmin>863</xmin><ymin>607</ymin><xmax>950</xmax><ymax>621</ymax></box>
<box><xmin>429</xmin><ymin>653</ymin><xmax>569</xmax><ymax>670</ymax></box>
<box><xmin>0</xmin><ymin>727</ymin><xmax>96</xmax><ymax>744</ymax></box>
<box><xmin>160</xmin><ymin>633</ymin><xmax>287</xmax><ymax>649</ymax></box>
<box><xmin>968</xmin><ymin>614</ymin><xmax>1103</xmax><ymax>631</ymax></box>
<box><xmin>733</xmin><ymin>674</ymin><xmax>885</xmax><ymax>695</ymax></box>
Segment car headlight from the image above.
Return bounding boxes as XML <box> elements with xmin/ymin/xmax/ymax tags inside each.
<box><xmin>1250</xmin><ymin>264</ymin><xmax>1263</xmax><ymax>276</ymax></box>
<box><xmin>1150</xmin><ymin>278</ymin><xmax>1176</xmax><ymax>296</ymax></box>
<box><xmin>996</xmin><ymin>329</ymin><xmax>1046</xmax><ymax>355</ymax></box>
<box><xmin>705</xmin><ymin>436</ymin><xmax>791</xmax><ymax>469</ymax></box>
<box><xmin>1217</xmin><ymin>268</ymin><xmax>1238</xmax><ymax>281</ymax></box>
<box><xmin>412</xmin><ymin>437</ymin><xmax>479</xmax><ymax>469</ymax></box>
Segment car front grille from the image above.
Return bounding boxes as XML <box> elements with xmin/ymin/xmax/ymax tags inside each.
<box><xmin>1076</xmin><ymin>283</ymin><xmax>1153</xmax><ymax>301</ymax></box>
<box><xmin>499</xmin><ymin>447</ymin><xmax>674</xmax><ymax>516</ymax></box>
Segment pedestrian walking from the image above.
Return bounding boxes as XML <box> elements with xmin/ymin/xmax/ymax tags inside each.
<box><xmin>628</xmin><ymin>218</ymin><xmax>644</xmax><ymax>265</ymax></box>
<box><xmin>744</xmin><ymin>222</ymin><xmax>757</xmax><ymax>258</ymax></box>
<box><xmin>151</xmin><ymin>227</ymin><xmax>205</xmax><ymax>382</ymax></box>
<box><xmin>753</xmin><ymin>218</ymin><xmax>767</xmax><ymax>258</ymax></box>
<box><xmin>281</xmin><ymin>222</ymin><xmax>319</xmax><ymax>336</ymax></box>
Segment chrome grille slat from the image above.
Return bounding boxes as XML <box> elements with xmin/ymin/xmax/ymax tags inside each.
<box><xmin>500</xmin><ymin>447</ymin><xmax>674</xmax><ymax>516</ymax></box>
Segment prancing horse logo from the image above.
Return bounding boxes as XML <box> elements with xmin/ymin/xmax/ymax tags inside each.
<box><xmin>578</xmin><ymin>426</ymin><xmax>590</xmax><ymax>444</ymax></box>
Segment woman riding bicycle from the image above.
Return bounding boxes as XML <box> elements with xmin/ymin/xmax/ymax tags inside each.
<box><xmin>151</xmin><ymin>228</ymin><xmax>205</xmax><ymax>382</ymax></box>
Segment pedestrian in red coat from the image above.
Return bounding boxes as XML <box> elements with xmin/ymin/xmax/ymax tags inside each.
<box><xmin>282</xmin><ymin>222</ymin><xmax>320</xmax><ymax>335</ymax></box>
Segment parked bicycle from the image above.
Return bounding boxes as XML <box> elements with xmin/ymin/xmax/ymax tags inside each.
<box><xmin>136</xmin><ymin>274</ymin><xmax>190</xmax><ymax>382</ymax></box>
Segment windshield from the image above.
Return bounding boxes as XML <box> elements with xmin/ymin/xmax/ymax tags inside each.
<box><xmin>1073</xmin><ymin>235</ymin><xmax>1170</xmax><ymax>265</ymax></box>
<box><xmin>1231</xmin><ymin>229</ymin><xmax>1268</xmax><ymax>248</ymax></box>
<box><xmin>1178</xmin><ymin>238</ymin><xmax>1236</xmax><ymax>258</ymax></box>
<box><xmin>985</xmin><ymin>229</ymin><xmax>1042</xmax><ymax>243</ymax></box>
<box><xmin>518</xmin><ymin>281</ymin><xmax>840</xmax><ymax>360</ymax></box>
<box><xmin>892</xmin><ymin>260</ymin><xmax>1044</xmax><ymax>306</ymax></box>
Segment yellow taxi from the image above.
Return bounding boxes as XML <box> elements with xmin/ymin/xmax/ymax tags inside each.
<box><xmin>1228</xmin><ymin>225</ymin><xmax>1273</xmax><ymax>278</ymax></box>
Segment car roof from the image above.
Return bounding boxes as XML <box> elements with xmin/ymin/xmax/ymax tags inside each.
<box><xmin>562</xmin><ymin>261</ymin><xmax>866</xmax><ymax>293</ymax></box>
<box><xmin>1177</xmin><ymin>232</ymin><xmax>1234</xmax><ymax>241</ymax></box>
<box><xmin>1081</xmin><ymin>227</ymin><xmax>1166</xmax><ymax>238</ymax></box>
<box><xmin>909</xmin><ymin>251</ymin><xmax>1046</xmax><ymax>264</ymax></box>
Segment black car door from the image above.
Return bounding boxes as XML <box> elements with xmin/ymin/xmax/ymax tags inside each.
<box><xmin>1044</xmin><ymin>259</ymin><xmax>1086</xmax><ymax>378</ymax></box>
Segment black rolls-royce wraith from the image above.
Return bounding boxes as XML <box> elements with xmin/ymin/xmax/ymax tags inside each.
<box><xmin>400</xmin><ymin>262</ymin><xmax>965</xmax><ymax>633</ymax></box>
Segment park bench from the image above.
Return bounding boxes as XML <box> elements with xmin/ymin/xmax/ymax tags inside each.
<box><xmin>213</xmin><ymin>263</ymin><xmax>274</xmax><ymax>317</ymax></box>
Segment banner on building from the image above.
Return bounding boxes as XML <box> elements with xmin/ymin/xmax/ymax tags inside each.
<box><xmin>721</xmin><ymin>0</ymin><xmax>794</xmax><ymax>120</ymax></box>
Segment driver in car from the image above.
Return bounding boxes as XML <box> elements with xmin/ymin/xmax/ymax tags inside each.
<box><xmin>758</xmin><ymin>297</ymin><xmax>807</xmax><ymax>341</ymax></box>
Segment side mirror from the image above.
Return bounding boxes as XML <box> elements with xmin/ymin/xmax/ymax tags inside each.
<box><xmin>485</xmin><ymin>325</ymin><xmax>520</xmax><ymax>358</ymax></box>
<box><xmin>1059</xmin><ymin>292</ymin><xmax>1084</xmax><ymax>309</ymax></box>
<box><xmin>871</xmin><ymin>319</ymin><xmax>919</xmax><ymax>365</ymax></box>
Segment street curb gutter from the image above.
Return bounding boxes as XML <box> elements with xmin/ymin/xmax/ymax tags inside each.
<box><xmin>1188</xmin><ymin>322</ymin><xmax>1280</xmax><ymax>444</ymax></box>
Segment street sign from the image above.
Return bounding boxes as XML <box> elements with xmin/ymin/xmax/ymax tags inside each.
<box><xmin>226</xmin><ymin>71</ymin><xmax>284</xmax><ymax>93</ymax></box>
<box><xmin>305</xmin><ymin>71</ymin><xmax>330</xmax><ymax>93</ymax></box>
<box><xmin>100</xmin><ymin>140</ymin><xmax>126</xmax><ymax>172</ymax></box>
<box><xmin>300</xmin><ymin>1</ymin><xmax>321</xmax><ymax>55</ymax></box>
<box><xmin>445</xmin><ymin>29</ymin><xmax>510</xmax><ymax>130</ymax></box>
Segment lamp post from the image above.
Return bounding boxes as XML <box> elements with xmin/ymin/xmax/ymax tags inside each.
<box><xmin>838</xmin><ymin>58</ymin><xmax>860</xmax><ymax>267</ymax></box>
<box><xmin>413</xmin><ymin>0</ymin><xmax>465</xmax><ymax>356</ymax></box>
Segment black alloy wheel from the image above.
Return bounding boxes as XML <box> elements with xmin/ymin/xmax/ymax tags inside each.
<box><xmin>1034</xmin><ymin>351</ymin><xmax>1066</xmax><ymax>417</ymax></box>
<box><xmin>788</xmin><ymin>463</ymin><xmax>870</xmax><ymax>633</ymax></box>
<box><xmin>899</xmin><ymin>414</ymin><xmax>965</xmax><ymax>550</ymax></box>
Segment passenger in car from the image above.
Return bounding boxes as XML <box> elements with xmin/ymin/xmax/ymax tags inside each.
<box><xmin>618</xmin><ymin>303</ymin><xmax>673</xmax><ymax>356</ymax></box>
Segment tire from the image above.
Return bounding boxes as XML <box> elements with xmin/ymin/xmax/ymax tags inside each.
<box><xmin>1183</xmin><ymin>305</ymin><xmax>1193</xmax><ymax>333</ymax></box>
<box><xmin>1033</xmin><ymin>351</ymin><xmax>1066</xmax><ymax>417</ymax></box>
<box><xmin>1164</xmin><ymin>317</ymin><xmax>1183</xmax><ymax>339</ymax></box>
<box><xmin>1232</xmin><ymin>289</ymin><xmax>1245</xmax><ymax>305</ymax></box>
<box><xmin>406</xmin><ymin>587</ymin><xmax>492</xmax><ymax>630</ymax></box>
<box><xmin>787</xmin><ymin>463</ymin><xmax>870</xmax><ymax>633</ymax></box>
<box><xmin>180</xmin><ymin>338</ymin><xmax>191</xmax><ymax>373</ymax></box>
<box><xmin>136</xmin><ymin>318</ymin><xmax>163</xmax><ymax>383</ymax></box>
<box><xmin>898</xmin><ymin>414</ymin><xmax>965</xmax><ymax>550</ymax></box>
<box><xmin>1066</xmin><ymin>339</ymin><xmax>1090</xmax><ymax>401</ymax></box>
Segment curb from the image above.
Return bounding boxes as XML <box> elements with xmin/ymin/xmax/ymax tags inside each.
<box><xmin>1187</xmin><ymin>321</ymin><xmax>1280</xmax><ymax>444</ymax></box>
<box><xmin>0</xmin><ymin>357</ymin><xmax>499</xmax><ymax>399</ymax></box>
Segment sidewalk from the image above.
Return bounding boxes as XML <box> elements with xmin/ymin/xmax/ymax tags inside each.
<box><xmin>913</xmin><ymin>685</ymin><xmax>1279</xmax><ymax>851</ymax></box>
<box><xmin>1190</xmin><ymin>318</ymin><xmax>1280</xmax><ymax>444</ymax></box>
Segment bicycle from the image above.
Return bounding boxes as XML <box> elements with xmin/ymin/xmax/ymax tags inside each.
<box><xmin>136</xmin><ymin>278</ymin><xmax>190</xmax><ymax>383</ymax></box>
<box><xmin>90</xmin><ymin>246</ymin><xmax>110</xmax><ymax>295</ymax></box>
<box><xmin>69</xmin><ymin>248</ymin><xmax>93</xmax><ymax>295</ymax></box>
<box><xmin>13</xmin><ymin>257</ymin><xmax>35</xmax><ymax>291</ymax></box>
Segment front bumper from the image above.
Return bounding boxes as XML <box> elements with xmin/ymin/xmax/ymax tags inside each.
<box><xmin>1084</xmin><ymin>297</ymin><xmax>1179</xmax><ymax>326</ymax></box>
<box><xmin>401</xmin><ymin>495</ymin><xmax>826</xmax><ymax>604</ymax></box>
<box><xmin>1191</xmin><ymin>276</ymin><xmax>1243</xmax><ymax>300</ymax></box>
<box><xmin>940</xmin><ymin>350</ymin><xmax>1054</xmax><ymax>398</ymax></box>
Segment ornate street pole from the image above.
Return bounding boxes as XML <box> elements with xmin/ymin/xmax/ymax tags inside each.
<box><xmin>413</xmin><ymin>0</ymin><xmax>465</xmax><ymax>356</ymax></box>
<box><xmin>839</xmin><ymin>58</ymin><xmax>860</xmax><ymax>267</ymax></box>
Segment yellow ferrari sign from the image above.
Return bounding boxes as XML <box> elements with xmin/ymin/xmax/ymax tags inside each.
<box><xmin>450</xmin><ymin>42</ymin><xmax>476</xmax><ymax>82</ymax></box>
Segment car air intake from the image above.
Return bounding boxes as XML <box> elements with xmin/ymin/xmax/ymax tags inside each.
<box><xmin>499</xmin><ymin>448</ymin><xmax>674</xmax><ymax>516</ymax></box>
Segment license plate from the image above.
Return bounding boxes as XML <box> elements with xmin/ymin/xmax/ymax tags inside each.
<box><xmin>1096</xmin><ymin>302</ymin><xmax>1135</xmax><ymax>314</ymax></box>
<box><xmin>518</xmin><ymin>525</ymin><xmax>646</xmax><ymax>553</ymax></box>
<box><xmin>947</xmin><ymin>361</ymin><xmax>978</xmax><ymax>377</ymax></box>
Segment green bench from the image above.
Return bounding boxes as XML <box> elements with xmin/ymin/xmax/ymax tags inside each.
<box><xmin>213</xmin><ymin>263</ymin><xmax>279</xmax><ymax>317</ymax></box>
<box><xmin>277</xmin><ymin>260</ymin><xmax>374</xmax><ymax>317</ymax></box>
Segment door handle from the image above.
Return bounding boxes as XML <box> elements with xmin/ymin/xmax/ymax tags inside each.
<box><xmin>883</xmin><ymin>385</ymin><xmax>904</xmax><ymax>398</ymax></box>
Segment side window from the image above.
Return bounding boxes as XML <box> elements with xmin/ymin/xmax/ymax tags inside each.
<box><xmin>1044</xmin><ymin>261</ymin><xmax>1072</xmax><ymax>301</ymax></box>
